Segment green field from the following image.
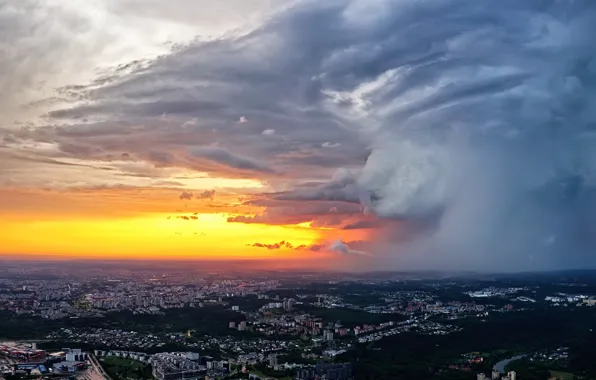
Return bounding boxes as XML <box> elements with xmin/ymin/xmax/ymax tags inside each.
<box><xmin>248</xmin><ymin>368</ymin><xmax>291</xmax><ymax>380</ymax></box>
<box><xmin>549</xmin><ymin>370</ymin><xmax>574</xmax><ymax>380</ymax></box>
<box><xmin>295</xmin><ymin>305</ymin><xmax>405</xmax><ymax>327</ymax></box>
<box><xmin>100</xmin><ymin>356</ymin><xmax>152</xmax><ymax>380</ymax></box>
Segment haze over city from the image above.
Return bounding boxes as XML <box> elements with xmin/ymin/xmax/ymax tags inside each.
<box><xmin>2</xmin><ymin>0</ymin><xmax>596</xmax><ymax>272</ymax></box>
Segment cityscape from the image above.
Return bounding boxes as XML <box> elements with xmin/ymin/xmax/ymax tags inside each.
<box><xmin>3</xmin><ymin>0</ymin><xmax>596</xmax><ymax>379</ymax></box>
<box><xmin>1</xmin><ymin>262</ymin><xmax>596</xmax><ymax>379</ymax></box>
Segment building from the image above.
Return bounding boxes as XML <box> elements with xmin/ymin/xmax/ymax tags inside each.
<box><xmin>65</xmin><ymin>352</ymin><xmax>88</xmax><ymax>362</ymax></box>
<box><xmin>13</xmin><ymin>363</ymin><xmax>49</xmax><ymax>375</ymax></box>
<box><xmin>283</xmin><ymin>298</ymin><xmax>295</xmax><ymax>310</ymax></box>
<box><xmin>151</xmin><ymin>353</ymin><xmax>206</xmax><ymax>380</ymax></box>
<box><xmin>477</xmin><ymin>374</ymin><xmax>486</xmax><ymax>380</ymax></box>
<box><xmin>238</xmin><ymin>353</ymin><xmax>259</xmax><ymax>365</ymax></box>
<box><xmin>52</xmin><ymin>361</ymin><xmax>87</xmax><ymax>373</ymax></box>
<box><xmin>296</xmin><ymin>362</ymin><xmax>352</xmax><ymax>380</ymax></box>
<box><xmin>492</xmin><ymin>370</ymin><xmax>500</xmax><ymax>379</ymax></box>
<box><xmin>269</xmin><ymin>354</ymin><xmax>278</xmax><ymax>367</ymax></box>
<box><xmin>238</xmin><ymin>321</ymin><xmax>247</xmax><ymax>331</ymax></box>
<box><xmin>324</xmin><ymin>330</ymin><xmax>334</xmax><ymax>341</ymax></box>
<box><xmin>231</xmin><ymin>306</ymin><xmax>240</xmax><ymax>311</ymax></box>
<box><xmin>0</xmin><ymin>344</ymin><xmax>46</xmax><ymax>362</ymax></box>
<box><xmin>229</xmin><ymin>321</ymin><xmax>236</xmax><ymax>329</ymax></box>
<box><xmin>507</xmin><ymin>371</ymin><xmax>516</xmax><ymax>380</ymax></box>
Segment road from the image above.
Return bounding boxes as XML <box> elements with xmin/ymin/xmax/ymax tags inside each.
<box><xmin>80</xmin><ymin>367</ymin><xmax>106</xmax><ymax>380</ymax></box>
<box><xmin>87</xmin><ymin>354</ymin><xmax>113</xmax><ymax>380</ymax></box>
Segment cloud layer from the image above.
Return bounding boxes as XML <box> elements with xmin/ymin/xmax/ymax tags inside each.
<box><xmin>3</xmin><ymin>0</ymin><xmax>596</xmax><ymax>271</ymax></box>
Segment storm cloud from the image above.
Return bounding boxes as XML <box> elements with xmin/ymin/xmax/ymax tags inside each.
<box><xmin>3</xmin><ymin>0</ymin><xmax>596</xmax><ymax>271</ymax></box>
<box><xmin>191</xmin><ymin>146</ymin><xmax>275</xmax><ymax>174</ymax></box>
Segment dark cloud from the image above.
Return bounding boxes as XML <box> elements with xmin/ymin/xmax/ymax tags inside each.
<box><xmin>191</xmin><ymin>146</ymin><xmax>276</xmax><ymax>174</ymax></box>
<box><xmin>227</xmin><ymin>199</ymin><xmax>362</xmax><ymax>226</ymax></box>
<box><xmin>197</xmin><ymin>189</ymin><xmax>216</xmax><ymax>200</ymax></box>
<box><xmin>271</xmin><ymin>168</ymin><xmax>361</xmax><ymax>202</ymax></box>
<box><xmin>1</xmin><ymin>134</ymin><xmax>19</xmax><ymax>145</ymax></box>
<box><xmin>249</xmin><ymin>239</ymin><xmax>367</xmax><ymax>254</ymax></box>
<box><xmin>146</xmin><ymin>151</ymin><xmax>176</xmax><ymax>167</ymax></box>
<box><xmin>295</xmin><ymin>243</ymin><xmax>324</xmax><ymax>252</ymax></box>
<box><xmin>0</xmin><ymin>151</ymin><xmax>103</xmax><ymax>169</ymax></box>
<box><xmin>227</xmin><ymin>213</ymin><xmax>323</xmax><ymax>226</ymax></box>
<box><xmin>249</xmin><ymin>241</ymin><xmax>294</xmax><ymax>250</ymax></box>
<box><xmin>5</xmin><ymin>0</ymin><xmax>596</xmax><ymax>270</ymax></box>
<box><xmin>59</xmin><ymin>142</ymin><xmax>104</xmax><ymax>158</ymax></box>
<box><xmin>202</xmin><ymin>0</ymin><xmax>596</xmax><ymax>271</ymax></box>
<box><xmin>179</xmin><ymin>192</ymin><xmax>193</xmax><ymax>200</ymax></box>
<box><xmin>341</xmin><ymin>219</ymin><xmax>383</xmax><ymax>230</ymax></box>
<box><xmin>176</xmin><ymin>215</ymin><xmax>198</xmax><ymax>220</ymax></box>
<box><xmin>14</xmin><ymin>0</ymin><xmax>367</xmax><ymax>181</ymax></box>
<box><xmin>333</xmin><ymin>0</ymin><xmax>596</xmax><ymax>271</ymax></box>
<box><xmin>178</xmin><ymin>189</ymin><xmax>215</xmax><ymax>201</ymax></box>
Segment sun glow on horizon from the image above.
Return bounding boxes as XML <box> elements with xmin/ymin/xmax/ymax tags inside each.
<box><xmin>0</xmin><ymin>212</ymin><xmax>324</xmax><ymax>259</ymax></box>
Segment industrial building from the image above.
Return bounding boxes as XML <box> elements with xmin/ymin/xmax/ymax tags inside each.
<box><xmin>0</xmin><ymin>344</ymin><xmax>46</xmax><ymax>362</ymax></box>
<box><xmin>52</xmin><ymin>361</ymin><xmax>87</xmax><ymax>373</ymax></box>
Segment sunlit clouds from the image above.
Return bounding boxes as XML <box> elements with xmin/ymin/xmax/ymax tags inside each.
<box><xmin>1</xmin><ymin>0</ymin><xmax>596</xmax><ymax>271</ymax></box>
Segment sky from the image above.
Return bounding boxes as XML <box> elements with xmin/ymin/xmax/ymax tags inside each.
<box><xmin>1</xmin><ymin>0</ymin><xmax>596</xmax><ymax>271</ymax></box>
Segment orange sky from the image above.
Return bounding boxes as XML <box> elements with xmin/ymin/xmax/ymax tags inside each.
<box><xmin>0</xmin><ymin>187</ymin><xmax>368</xmax><ymax>261</ymax></box>
<box><xmin>0</xmin><ymin>0</ymin><xmax>381</xmax><ymax>264</ymax></box>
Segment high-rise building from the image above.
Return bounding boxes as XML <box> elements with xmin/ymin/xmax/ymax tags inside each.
<box><xmin>282</xmin><ymin>298</ymin><xmax>295</xmax><ymax>310</ymax></box>
<box><xmin>269</xmin><ymin>355</ymin><xmax>277</xmax><ymax>367</ymax></box>
<box><xmin>492</xmin><ymin>370</ymin><xmax>500</xmax><ymax>379</ymax></box>
<box><xmin>507</xmin><ymin>371</ymin><xmax>516</xmax><ymax>380</ymax></box>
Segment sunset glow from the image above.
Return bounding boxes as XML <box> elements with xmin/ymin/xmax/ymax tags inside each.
<box><xmin>1</xmin><ymin>213</ymin><xmax>321</xmax><ymax>259</ymax></box>
<box><xmin>5</xmin><ymin>0</ymin><xmax>592</xmax><ymax>272</ymax></box>
<box><xmin>0</xmin><ymin>184</ymin><xmax>363</xmax><ymax>261</ymax></box>
<box><xmin>0</xmin><ymin>1</ymin><xmax>380</xmax><ymax>267</ymax></box>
